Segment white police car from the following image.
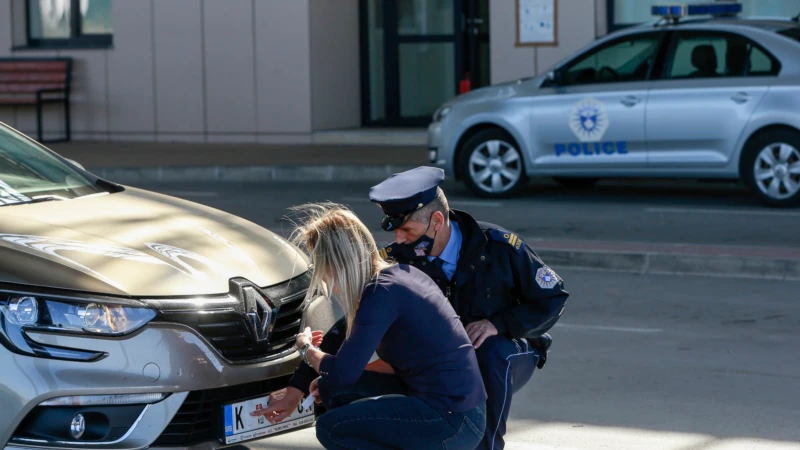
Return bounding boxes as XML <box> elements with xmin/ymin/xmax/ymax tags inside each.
<box><xmin>427</xmin><ymin>2</ymin><xmax>800</xmax><ymax>206</ymax></box>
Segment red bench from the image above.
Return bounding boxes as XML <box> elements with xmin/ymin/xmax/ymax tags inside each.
<box><xmin>0</xmin><ymin>58</ymin><xmax>72</xmax><ymax>142</ymax></box>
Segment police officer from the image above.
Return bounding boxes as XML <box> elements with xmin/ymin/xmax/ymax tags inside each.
<box><xmin>369</xmin><ymin>166</ymin><xmax>569</xmax><ymax>450</ymax></box>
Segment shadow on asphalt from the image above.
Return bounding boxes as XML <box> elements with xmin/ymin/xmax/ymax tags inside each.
<box><xmin>444</xmin><ymin>178</ymin><xmax>762</xmax><ymax>208</ymax></box>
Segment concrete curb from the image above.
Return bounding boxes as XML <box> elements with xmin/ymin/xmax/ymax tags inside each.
<box><xmin>536</xmin><ymin>248</ymin><xmax>800</xmax><ymax>281</ymax></box>
<box><xmin>93</xmin><ymin>165</ymin><xmax>420</xmax><ymax>183</ymax></box>
<box><xmin>371</xmin><ymin>237</ymin><xmax>800</xmax><ymax>281</ymax></box>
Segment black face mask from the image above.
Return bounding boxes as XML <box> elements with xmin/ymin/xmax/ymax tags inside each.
<box><xmin>396</xmin><ymin>217</ymin><xmax>437</xmax><ymax>260</ymax></box>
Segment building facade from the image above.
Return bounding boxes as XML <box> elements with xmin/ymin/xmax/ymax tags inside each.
<box><xmin>0</xmin><ymin>0</ymin><xmax>796</xmax><ymax>143</ymax></box>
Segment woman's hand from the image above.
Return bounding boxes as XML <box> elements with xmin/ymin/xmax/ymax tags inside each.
<box><xmin>296</xmin><ymin>327</ymin><xmax>312</xmax><ymax>349</ymax></box>
<box><xmin>296</xmin><ymin>327</ymin><xmax>324</xmax><ymax>349</ymax></box>
<box><xmin>251</xmin><ymin>386</ymin><xmax>305</xmax><ymax>424</ymax></box>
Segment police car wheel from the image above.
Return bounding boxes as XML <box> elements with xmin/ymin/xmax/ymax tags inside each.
<box><xmin>459</xmin><ymin>129</ymin><xmax>527</xmax><ymax>198</ymax></box>
<box><xmin>741</xmin><ymin>129</ymin><xmax>800</xmax><ymax>207</ymax></box>
<box><xmin>553</xmin><ymin>177</ymin><xmax>599</xmax><ymax>189</ymax></box>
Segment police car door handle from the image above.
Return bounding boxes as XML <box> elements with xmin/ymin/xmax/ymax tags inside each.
<box><xmin>620</xmin><ymin>95</ymin><xmax>641</xmax><ymax>107</ymax></box>
<box><xmin>731</xmin><ymin>92</ymin><xmax>750</xmax><ymax>104</ymax></box>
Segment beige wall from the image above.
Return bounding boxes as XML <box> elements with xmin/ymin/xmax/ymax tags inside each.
<box><xmin>309</xmin><ymin>0</ymin><xmax>361</xmax><ymax>131</ymax></box>
<box><xmin>255</xmin><ymin>0</ymin><xmax>313</xmax><ymax>139</ymax></box>
<box><xmin>0</xmin><ymin>0</ymin><xmax>315</xmax><ymax>142</ymax></box>
<box><xmin>0</xmin><ymin>0</ymin><xmax>605</xmax><ymax>140</ymax></box>
<box><xmin>490</xmin><ymin>0</ymin><xmax>602</xmax><ymax>84</ymax></box>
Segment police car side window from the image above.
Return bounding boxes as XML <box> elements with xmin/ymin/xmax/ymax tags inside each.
<box><xmin>667</xmin><ymin>32</ymin><xmax>779</xmax><ymax>79</ymax></box>
<box><xmin>748</xmin><ymin>46</ymin><xmax>779</xmax><ymax>76</ymax></box>
<box><xmin>561</xmin><ymin>34</ymin><xmax>660</xmax><ymax>86</ymax></box>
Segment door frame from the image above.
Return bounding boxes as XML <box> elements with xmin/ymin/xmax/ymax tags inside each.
<box><xmin>359</xmin><ymin>0</ymin><xmax>474</xmax><ymax>127</ymax></box>
<box><xmin>463</xmin><ymin>0</ymin><xmax>490</xmax><ymax>91</ymax></box>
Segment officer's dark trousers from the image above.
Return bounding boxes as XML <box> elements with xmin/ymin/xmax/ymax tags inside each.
<box><xmin>315</xmin><ymin>373</ymin><xmax>486</xmax><ymax>449</ymax></box>
<box><xmin>474</xmin><ymin>335</ymin><xmax>538</xmax><ymax>450</ymax></box>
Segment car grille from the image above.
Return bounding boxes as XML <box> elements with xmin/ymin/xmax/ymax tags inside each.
<box><xmin>151</xmin><ymin>376</ymin><xmax>293</xmax><ymax>447</ymax></box>
<box><xmin>157</xmin><ymin>272</ymin><xmax>310</xmax><ymax>364</ymax></box>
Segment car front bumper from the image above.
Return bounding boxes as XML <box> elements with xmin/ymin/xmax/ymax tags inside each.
<box><xmin>427</xmin><ymin>121</ymin><xmax>451</xmax><ymax>172</ymax></box>
<box><xmin>1</xmin><ymin>294</ymin><xmax>334</xmax><ymax>450</ymax></box>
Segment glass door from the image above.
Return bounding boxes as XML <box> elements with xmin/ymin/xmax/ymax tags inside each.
<box><xmin>462</xmin><ymin>0</ymin><xmax>490</xmax><ymax>93</ymax></box>
<box><xmin>361</xmin><ymin>0</ymin><xmax>489</xmax><ymax>126</ymax></box>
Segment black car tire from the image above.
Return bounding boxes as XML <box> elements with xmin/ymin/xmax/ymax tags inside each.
<box><xmin>741</xmin><ymin>129</ymin><xmax>800</xmax><ymax>207</ymax></box>
<box><xmin>459</xmin><ymin>129</ymin><xmax>528</xmax><ymax>198</ymax></box>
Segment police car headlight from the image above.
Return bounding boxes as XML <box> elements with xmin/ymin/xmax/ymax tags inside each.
<box><xmin>1</xmin><ymin>293</ymin><xmax>155</xmax><ymax>336</ymax></box>
<box><xmin>432</xmin><ymin>106</ymin><xmax>451</xmax><ymax>123</ymax></box>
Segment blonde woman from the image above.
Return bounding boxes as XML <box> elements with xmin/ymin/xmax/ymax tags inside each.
<box><xmin>291</xmin><ymin>203</ymin><xmax>486</xmax><ymax>450</ymax></box>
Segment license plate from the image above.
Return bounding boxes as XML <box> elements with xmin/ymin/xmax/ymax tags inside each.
<box><xmin>222</xmin><ymin>394</ymin><xmax>315</xmax><ymax>444</ymax></box>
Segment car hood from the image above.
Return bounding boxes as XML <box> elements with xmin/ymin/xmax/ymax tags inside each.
<box><xmin>0</xmin><ymin>187</ymin><xmax>308</xmax><ymax>297</ymax></box>
<box><xmin>446</xmin><ymin>76</ymin><xmax>543</xmax><ymax>106</ymax></box>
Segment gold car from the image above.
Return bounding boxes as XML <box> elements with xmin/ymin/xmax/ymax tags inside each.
<box><xmin>0</xmin><ymin>123</ymin><xmax>335</xmax><ymax>450</ymax></box>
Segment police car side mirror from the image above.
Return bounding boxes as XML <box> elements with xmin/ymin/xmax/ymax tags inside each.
<box><xmin>545</xmin><ymin>70</ymin><xmax>563</xmax><ymax>87</ymax></box>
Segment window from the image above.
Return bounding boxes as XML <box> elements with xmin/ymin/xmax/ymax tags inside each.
<box><xmin>559</xmin><ymin>34</ymin><xmax>661</xmax><ymax>86</ymax></box>
<box><xmin>610</xmin><ymin>0</ymin><xmax>800</xmax><ymax>30</ymax></box>
<box><xmin>27</xmin><ymin>0</ymin><xmax>112</xmax><ymax>49</ymax></box>
<box><xmin>665</xmin><ymin>32</ymin><xmax>780</xmax><ymax>79</ymax></box>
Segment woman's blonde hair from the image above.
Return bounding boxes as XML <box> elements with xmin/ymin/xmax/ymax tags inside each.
<box><xmin>290</xmin><ymin>202</ymin><xmax>392</xmax><ymax>337</ymax></box>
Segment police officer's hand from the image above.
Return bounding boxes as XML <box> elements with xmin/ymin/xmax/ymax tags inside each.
<box><xmin>365</xmin><ymin>358</ymin><xmax>395</xmax><ymax>374</ymax></box>
<box><xmin>311</xmin><ymin>330</ymin><xmax>323</xmax><ymax>347</ymax></box>
<box><xmin>465</xmin><ymin>319</ymin><xmax>498</xmax><ymax>349</ymax></box>
<box><xmin>251</xmin><ymin>386</ymin><xmax>304</xmax><ymax>424</ymax></box>
<box><xmin>308</xmin><ymin>377</ymin><xmax>322</xmax><ymax>404</ymax></box>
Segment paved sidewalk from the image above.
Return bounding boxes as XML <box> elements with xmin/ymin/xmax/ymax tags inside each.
<box><xmin>49</xmin><ymin>141</ymin><xmax>429</xmax><ymax>182</ymax></box>
<box><xmin>526</xmin><ymin>238</ymin><xmax>800</xmax><ymax>281</ymax></box>
<box><xmin>366</xmin><ymin>234</ymin><xmax>798</xmax><ymax>281</ymax></box>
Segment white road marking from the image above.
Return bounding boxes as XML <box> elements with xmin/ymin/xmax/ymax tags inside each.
<box><xmin>555</xmin><ymin>323</ymin><xmax>663</xmax><ymax>333</ymax></box>
<box><xmin>646</xmin><ymin>207</ymin><xmax>800</xmax><ymax>217</ymax></box>
<box><xmin>164</xmin><ymin>191</ymin><xmax>220</xmax><ymax>198</ymax></box>
<box><xmin>342</xmin><ymin>196</ymin><xmax>502</xmax><ymax>207</ymax></box>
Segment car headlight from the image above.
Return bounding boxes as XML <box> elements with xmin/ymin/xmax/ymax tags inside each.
<box><xmin>3</xmin><ymin>295</ymin><xmax>155</xmax><ymax>335</ymax></box>
<box><xmin>432</xmin><ymin>106</ymin><xmax>451</xmax><ymax>123</ymax></box>
<box><xmin>0</xmin><ymin>292</ymin><xmax>156</xmax><ymax>361</ymax></box>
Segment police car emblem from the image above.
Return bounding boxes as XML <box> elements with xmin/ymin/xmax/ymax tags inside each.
<box><xmin>414</xmin><ymin>241</ymin><xmax>430</xmax><ymax>257</ymax></box>
<box><xmin>570</xmin><ymin>97</ymin><xmax>609</xmax><ymax>142</ymax></box>
<box><xmin>535</xmin><ymin>266</ymin><xmax>560</xmax><ymax>289</ymax></box>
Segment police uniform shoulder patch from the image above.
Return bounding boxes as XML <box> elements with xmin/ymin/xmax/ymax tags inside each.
<box><xmin>379</xmin><ymin>243</ymin><xmax>396</xmax><ymax>261</ymax></box>
<box><xmin>535</xmin><ymin>266</ymin><xmax>561</xmax><ymax>289</ymax></box>
<box><xmin>486</xmin><ymin>228</ymin><xmax>524</xmax><ymax>252</ymax></box>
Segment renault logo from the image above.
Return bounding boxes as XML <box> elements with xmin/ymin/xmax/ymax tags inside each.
<box><xmin>228</xmin><ymin>278</ymin><xmax>280</xmax><ymax>343</ymax></box>
<box><xmin>242</xmin><ymin>285</ymin><xmax>278</xmax><ymax>343</ymax></box>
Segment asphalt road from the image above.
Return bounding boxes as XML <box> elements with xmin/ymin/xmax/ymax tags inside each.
<box><xmin>129</xmin><ymin>181</ymin><xmax>800</xmax><ymax>449</ymax></box>
<box><xmin>235</xmin><ymin>269</ymin><xmax>800</xmax><ymax>450</ymax></box>
<box><xmin>136</xmin><ymin>179</ymin><xmax>799</xmax><ymax>250</ymax></box>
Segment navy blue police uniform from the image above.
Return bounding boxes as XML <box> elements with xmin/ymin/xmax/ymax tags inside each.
<box><xmin>368</xmin><ymin>166</ymin><xmax>569</xmax><ymax>450</ymax></box>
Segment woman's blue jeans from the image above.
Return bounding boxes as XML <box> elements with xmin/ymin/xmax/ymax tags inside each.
<box><xmin>315</xmin><ymin>373</ymin><xmax>486</xmax><ymax>449</ymax></box>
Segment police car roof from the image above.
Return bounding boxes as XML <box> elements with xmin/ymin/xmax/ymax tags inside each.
<box><xmin>635</xmin><ymin>17</ymin><xmax>800</xmax><ymax>32</ymax></box>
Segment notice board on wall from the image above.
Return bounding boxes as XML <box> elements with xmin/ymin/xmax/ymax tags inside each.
<box><xmin>516</xmin><ymin>0</ymin><xmax>558</xmax><ymax>46</ymax></box>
